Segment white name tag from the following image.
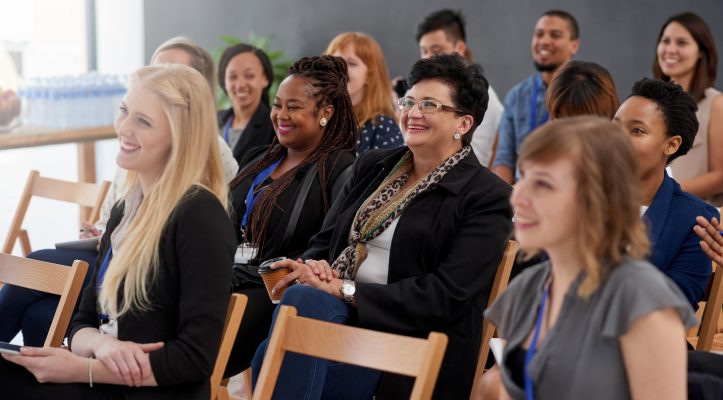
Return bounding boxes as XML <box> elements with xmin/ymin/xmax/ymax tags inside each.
<box><xmin>235</xmin><ymin>244</ymin><xmax>258</xmax><ymax>264</ymax></box>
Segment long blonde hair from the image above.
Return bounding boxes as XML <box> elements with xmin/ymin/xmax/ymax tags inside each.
<box><xmin>518</xmin><ymin>117</ymin><xmax>650</xmax><ymax>297</ymax></box>
<box><xmin>325</xmin><ymin>32</ymin><xmax>397</xmax><ymax>126</ymax></box>
<box><xmin>99</xmin><ymin>64</ymin><xmax>228</xmax><ymax>317</ymax></box>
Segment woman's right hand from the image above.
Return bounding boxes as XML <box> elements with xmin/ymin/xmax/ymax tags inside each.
<box><xmin>694</xmin><ymin>216</ymin><xmax>723</xmax><ymax>266</ymax></box>
<box><xmin>79</xmin><ymin>222</ymin><xmax>102</xmax><ymax>240</ymax></box>
<box><xmin>91</xmin><ymin>335</ymin><xmax>164</xmax><ymax>386</ymax></box>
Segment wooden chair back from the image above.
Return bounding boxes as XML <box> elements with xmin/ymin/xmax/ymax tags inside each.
<box><xmin>688</xmin><ymin>262</ymin><xmax>723</xmax><ymax>351</ymax></box>
<box><xmin>0</xmin><ymin>253</ymin><xmax>88</xmax><ymax>347</ymax></box>
<box><xmin>2</xmin><ymin>170</ymin><xmax>111</xmax><ymax>256</ymax></box>
<box><xmin>471</xmin><ymin>240</ymin><xmax>519</xmax><ymax>391</ymax></box>
<box><xmin>210</xmin><ymin>293</ymin><xmax>248</xmax><ymax>400</ymax></box>
<box><xmin>253</xmin><ymin>306</ymin><xmax>448</xmax><ymax>400</ymax></box>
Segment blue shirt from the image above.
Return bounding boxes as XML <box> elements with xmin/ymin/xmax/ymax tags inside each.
<box><xmin>356</xmin><ymin>114</ymin><xmax>403</xmax><ymax>155</ymax></box>
<box><xmin>492</xmin><ymin>73</ymin><xmax>549</xmax><ymax>176</ymax></box>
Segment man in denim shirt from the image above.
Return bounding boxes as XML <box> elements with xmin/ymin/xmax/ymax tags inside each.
<box><xmin>492</xmin><ymin>10</ymin><xmax>580</xmax><ymax>183</ymax></box>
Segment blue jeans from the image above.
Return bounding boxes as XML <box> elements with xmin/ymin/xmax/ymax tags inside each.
<box><xmin>0</xmin><ymin>248</ymin><xmax>96</xmax><ymax>346</ymax></box>
<box><xmin>251</xmin><ymin>285</ymin><xmax>381</xmax><ymax>400</ymax></box>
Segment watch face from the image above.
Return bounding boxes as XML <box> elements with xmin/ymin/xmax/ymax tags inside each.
<box><xmin>342</xmin><ymin>280</ymin><xmax>355</xmax><ymax>296</ymax></box>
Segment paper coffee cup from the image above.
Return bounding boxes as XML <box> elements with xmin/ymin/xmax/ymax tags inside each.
<box><xmin>258</xmin><ymin>257</ymin><xmax>289</xmax><ymax>304</ymax></box>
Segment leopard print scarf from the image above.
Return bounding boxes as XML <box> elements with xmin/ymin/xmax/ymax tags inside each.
<box><xmin>331</xmin><ymin>146</ymin><xmax>471</xmax><ymax>279</ymax></box>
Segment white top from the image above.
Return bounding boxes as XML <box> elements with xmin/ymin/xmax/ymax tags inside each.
<box><xmin>470</xmin><ymin>86</ymin><xmax>504</xmax><ymax>167</ymax></box>
<box><xmin>355</xmin><ymin>218</ymin><xmax>398</xmax><ymax>284</ymax></box>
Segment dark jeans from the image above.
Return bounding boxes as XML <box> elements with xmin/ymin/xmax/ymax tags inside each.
<box><xmin>0</xmin><ymin>248</ymin><xmax>96</xmax><ymax>346</ymax></box>
<box><xmin>251</xmin><ymin>285</ymin><xmax>382</xmax><ymax>400</ymax></box>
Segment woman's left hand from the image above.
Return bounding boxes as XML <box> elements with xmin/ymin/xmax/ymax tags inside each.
<box><xmin>271</xmin><ymin>258</ymin><xmax>343</xmax><ymax>299</ymax></box>
<box><xmin>2</xmin><ymin>347</ymin><xmax>85</xmax><ymax>384</ymax></box>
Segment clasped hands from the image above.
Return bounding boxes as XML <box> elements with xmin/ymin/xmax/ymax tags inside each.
<box><xmin>271</xmin><ymin>258</ymin><xmax>344</xmax><ymax>300</ymax></box>
<box><xmin>2</xmin><ymin>335</ymin><xmax>163</xmax><ymax>386</ymax></box>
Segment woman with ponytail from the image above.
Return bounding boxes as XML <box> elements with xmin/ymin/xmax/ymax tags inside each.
<box><xmin>0</xmin><ymin>64</ymin><xmax>236</xmax><ymax>400</ymax></box>
<box><xmin>224</xmin><ymin>55</ymin><xmax>356</xmax><ymax>376</ymax></box>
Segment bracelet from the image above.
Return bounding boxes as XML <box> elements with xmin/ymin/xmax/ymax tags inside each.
<box><xmin>88</xmin><ymin>356</ymin><xmax>94</xmax><ymax>388</ymax></box>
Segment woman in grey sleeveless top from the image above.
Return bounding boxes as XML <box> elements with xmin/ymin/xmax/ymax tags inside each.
<box><xmin>485</xmin><ymin>117</ymin><xmax>696</xmax><ymax>400</ymax></box>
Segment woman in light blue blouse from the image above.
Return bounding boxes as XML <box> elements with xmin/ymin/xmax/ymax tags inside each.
<box><xmin>326</xmin><ymin>32</ymin><xmax>403</xmax><ymax>153</ymax></box>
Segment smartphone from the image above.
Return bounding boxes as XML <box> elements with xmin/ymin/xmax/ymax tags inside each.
<box><xmin>0</xmin><ymin>341</ymin><xmax>21</xmax><ymax>355</ymax></box>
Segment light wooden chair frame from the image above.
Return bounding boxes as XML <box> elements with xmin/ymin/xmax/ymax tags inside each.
<box><xmin>471</xmin><ymin>240</ymin><xmax>519</xmax><ymax>394</ymax></box>
<box><xmin>2</xmin><ymin>170</ymin><xmax>111</xmax><ymax>256</ymax></box>
<box><xmin>688</xmin><ymin>262</ymin><xmax>723</xmax><ymax>351</ymax></box>
<box><xmin>0</xmin><ymin>253</ymin><xmax>88</xmax><ymax>347</ymax></box>
<box><xmin>252</xmin><ymin>305</ymin><xmax>448</xmax><ymax>400</ymax></box>
<box><xmin>211</xmin><ymin>293</ymin><xmax>248</xmax><ymax>400</ymax></box>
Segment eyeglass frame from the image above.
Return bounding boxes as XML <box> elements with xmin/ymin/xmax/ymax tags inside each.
<box><xmin>397</xmin><ymin>96</ymin><xmax>467</xmax><ymax>115</ymax></box>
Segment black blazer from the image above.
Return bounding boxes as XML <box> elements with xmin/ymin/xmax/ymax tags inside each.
<box><xmin>69</xmin><ymin>188</ymin><xmax>236</xmax><ymax>400</ymax></box>
<box><xmin>303</xmin><ymin>147</ymin><xmax>513</xmax><ymax>399</ymax></box>
<box><xmin>217</xmin><ymin>103</ymin><xmax>276</xmax><ymax>168</ymax></box>
<box><xmin>230</xmin><ymin>147</ymin><xmax>355</xmax><ymax>264</ymax></box>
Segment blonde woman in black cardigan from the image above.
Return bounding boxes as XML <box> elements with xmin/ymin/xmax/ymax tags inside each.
<box><xmin>0</xmin><ymin>64</ymin><xmax>236</xmax><ymax>400</ymax></box>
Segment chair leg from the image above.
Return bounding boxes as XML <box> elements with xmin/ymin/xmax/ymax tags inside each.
<box><xmin>19</xmin><ymin>230</ymin><xmax>31</xmax><ymax>257</ymax></box>
<box><xmin>243</xmin><ymin>368</ymin><xmax>253</xmax><ymax>399</ymax></box>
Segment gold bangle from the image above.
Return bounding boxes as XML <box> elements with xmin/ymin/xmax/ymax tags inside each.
<box><xmin>88</xmin><ymin>356</ymin><xmax>93</xmax><ymax>388</ymax></box>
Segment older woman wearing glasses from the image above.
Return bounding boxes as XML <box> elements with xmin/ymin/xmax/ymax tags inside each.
<box><xmin>250</xmin><ymin>54</ymin><xmax>513</xmax><ymax>400</ymax></box>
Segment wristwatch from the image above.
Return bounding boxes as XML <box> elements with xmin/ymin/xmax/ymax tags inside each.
<box><xmin>340</xmin><ymin>279</ymin><xmax>356</xmax><ymax>303</ymax></box>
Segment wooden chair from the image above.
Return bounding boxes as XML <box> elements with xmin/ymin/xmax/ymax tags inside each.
<box><xmin>2</xmin><ymin>170</ymin><xmax>111</xmax><ymax>256</ymax></box>
<box><xmin>0</xmin><ymin>253</ymin><xmax>88</xmax><ymax>347</ymax></box>
<box><xmin>688</xmin><ymin>262</ymin><xmax>723</xmax><ymax>351</ymax></box>
<box><xmin>253</xmin><ymin>306</ymin><xmax>448</xmax><ymax>400</ymax></box>
<box><xmin>211</xmin><ymin>293</ymin><xmax>248</xmax><ymax>400</ymax></box>
<box><xmin>471</xmin><ymin>240</ymin><xmax>519</xmax><ymax>394</ymax></box>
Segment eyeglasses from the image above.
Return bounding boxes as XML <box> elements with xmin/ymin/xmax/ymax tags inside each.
<box><xmin>397</xmin><ymin>97</ymin><xmax>466</xmax><ymax>114</ymax></box>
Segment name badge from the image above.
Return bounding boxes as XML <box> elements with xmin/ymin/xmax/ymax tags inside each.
<box><xmin>235</xmin><ymin>244</ymin><xmax>258</xmax><ymax>265</ymax></box>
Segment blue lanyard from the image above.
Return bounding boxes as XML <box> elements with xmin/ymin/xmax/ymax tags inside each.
<box><xmin>524</xmin><ymin>282</ymin><xmax>550</xmax><ymax>400</ymax></box>
<box><xmin>241</xmin><ymin>156</ymin><xmax>285</xmax><ymax>229</ymax></box>
<box><xmin>223</xmin><ymin>115</ymin><xmax>234</xmax><ymax>144</ymax></box>
<box><xmin>97</xmin><ymin>246</ymin><xmax>113</xmax><ymax>322</ymax></box>
<box><xmin>529</xmin><ymin>74</ymin><xmax>549</xmax><ymax>133</ymax></box>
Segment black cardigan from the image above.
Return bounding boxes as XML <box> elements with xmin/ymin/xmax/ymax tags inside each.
<box><xmin>303</xmin><ymin>147</ymin><xmax>513</xmax><ymax>399</ymax></box>
<box><xmin>230</xmin><ymin>147</ymin><xmax>355</xmax><ymax>264</ymax></box>
<box><xmin>217</xmin><ymin>103</ymin><xmax>276</xmax><ymax>168</ymax></box>
<box><xmin>69</xmin><ymin>188</ymin><xmax>236</xmax><ymax>400</ymax></box>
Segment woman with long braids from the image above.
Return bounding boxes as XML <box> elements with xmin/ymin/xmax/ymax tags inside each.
<box><xmin>224</xmin><ymin>55</ymin><xmax>357</xmax><ymax>376</ymax></box>
<box><xmin>250</xmin><ymin>54</ymin><xmax>513</xmax><ymax>399</ymax></box>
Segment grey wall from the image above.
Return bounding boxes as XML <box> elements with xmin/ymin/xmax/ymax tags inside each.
<box><xmin>144</xmin><ymin>0</ymin><xmax>723</xmax><ymax>100</ymax></box>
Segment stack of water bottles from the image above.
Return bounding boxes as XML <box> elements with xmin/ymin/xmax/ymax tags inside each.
<box><xmin>17</xmin><ymin>72</ymin><xmax>127</xmax><ymax>129</ymax></box>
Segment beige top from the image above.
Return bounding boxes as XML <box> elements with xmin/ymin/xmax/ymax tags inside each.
<box><xmin>670</xmin><ymin>87</ymin><xmax>722</xmax><ymax>205</ymax></box>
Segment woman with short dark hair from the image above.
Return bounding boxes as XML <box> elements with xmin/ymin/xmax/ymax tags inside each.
<box><xmin>217</xmin><ymin>43</ymin><xmax>276</xmax><ymax>166</ymax></box>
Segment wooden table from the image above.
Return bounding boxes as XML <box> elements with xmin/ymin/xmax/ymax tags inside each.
<box><xmin>0</xmin><ymin>125</ymin><xmax>116</xmax><ymax>220</ymax></box>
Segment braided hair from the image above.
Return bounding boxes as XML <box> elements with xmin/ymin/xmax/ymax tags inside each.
<box><xmin>231</xmin><ymin>55</ymin><xmax>358</xmax><ymax>250</ymax></box>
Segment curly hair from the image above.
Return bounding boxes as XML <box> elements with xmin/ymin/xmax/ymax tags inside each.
<box><xmin>231</xmin><ymin>55</ymin><xmax>358</xmax><ymax>251</ymax></box>
<box><xmin>628</xmin><ymin>78</ymin><xmax>699</xmax><ymax>163</ymax></box>
<box><xmin>407</xmin><ymin>53</ymin><xmax>489</xmax><ymax>146</ymax></box>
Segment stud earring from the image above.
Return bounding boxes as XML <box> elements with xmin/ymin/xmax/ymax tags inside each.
<box><xmin>320</xmin><ymin>117</ymin><xmax>328</xmax><ymax>127</ymax></box>
<box><xmin>453</xmin><ymin>132</ymin><xmax>461</xmax><ymax>140</ymax></box>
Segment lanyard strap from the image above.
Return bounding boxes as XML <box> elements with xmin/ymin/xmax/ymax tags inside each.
<box><xmin>223</xmin><ymin>115</ymin><xmax>234</xmax><ymax>144</ymax></box>
<box><xmin>529</xmin><ymin>74</ymin><xmax>549</xmax><ymax>134</ymax></box>
<box><xmin>97</xmin><ymin>246</ymin><xmax>113</xmax><ymax>322</ymax></box>
<box><xmin>241</xmin><ymin>156</ymin><xmax>285</xmax><ymax>229</ymax></box>
<box><xmin>524</xmin><ymin>282</ymin><xmax>550</xmax><ymax>400</ymax></box>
